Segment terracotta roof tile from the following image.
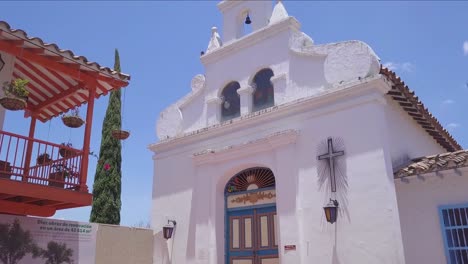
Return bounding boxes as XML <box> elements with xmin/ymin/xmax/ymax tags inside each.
<box><xmin>381</xmin><ymin>67</ymin><xmax>461</xmax><ymax>152</ymax></box>
<box><xmin>0</xmin><ymin>21</ymin><xmax>130</xmax><ymax>122</ymax></box>
<box><xmin>0</xmin><ymin>21</ymin><xmax>130</xmax><ymax>81</ymax></box>
<box><xmin>394</xmin><ymin>150</ymin><xmax>468</xmax><ymax>178</ymax></box>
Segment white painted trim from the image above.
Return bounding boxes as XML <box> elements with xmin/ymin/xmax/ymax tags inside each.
<box><xmin>270</xmin><ymin>73</ymin><xmax>287</xmax><ymax>83</ymax></box>
<box><xmin>201</xmin><ymin>17</ymin><xmax>301</xmax><ymax>65</ymax></box>
<box><xmin>193</xmin><ymin>129</ymin><xmax>299</xmax><ymax>165</ymax></box>
<box><xmin>206</xmin><ymin>97</ymin><xmax>223</xmax><ymax>105</ymax></box>
<box><xmin>217</xmin><ymin>0</ymin><xmax>245</xmax><ymax>13</ymax></box>
<box><xmin>237</xmin><ymin>86</ymin><xmax>254</xmax><ymax>95</ymax></box>
<box><xmin>149</xmin><ymin>75</ymin><xmax>391</xmax><ymax>153</ymax></box>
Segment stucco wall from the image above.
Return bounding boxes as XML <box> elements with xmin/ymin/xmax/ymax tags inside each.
<box><xmin>384</xmin><ymin>98</ymin><xmax>446</xmax><ymax>167</ymax></box>
<box><xmin>395</xmin><ymin>168</ymin><xmax>468</xmax><ymax>264</ymax></box>
<box><xmin>151</xmin><ymin>82</ymin><xmax>406</xmax><ymax>263</ymax></box>
<box><xmin>95</xmin><ymin>224</ymin><xmax>153</xmax><ymax>264</ymax></box>
<box><xmin>152</xmin><ymin>2</ymin><xmax>403</xmax><ymax>263</ymax></box>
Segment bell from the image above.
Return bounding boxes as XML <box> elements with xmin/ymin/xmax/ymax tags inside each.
<box><xmin>245</xmin><ymin>14</ymin><xmax>252</xmax><ymax>25</ymax></box>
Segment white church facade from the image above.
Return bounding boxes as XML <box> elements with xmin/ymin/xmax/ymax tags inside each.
<box><xmin>149</xmin><ymin>1</ymin><xmax>468</xmax><ymax>263</ymax></box>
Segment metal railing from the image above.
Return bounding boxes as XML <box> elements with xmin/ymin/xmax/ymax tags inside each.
<box><xmin>0</xmin><ymin>130</ymin><xmax>84</xmax><ymax>191</ymax></box>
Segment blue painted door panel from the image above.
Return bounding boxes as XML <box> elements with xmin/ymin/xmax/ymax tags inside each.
<box><xmin>226</xmin><ymin>205</ymin><xmax>278</xmax><ymax>264</ymax></box>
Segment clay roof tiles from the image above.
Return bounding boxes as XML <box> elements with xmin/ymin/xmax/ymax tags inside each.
<box><xmin>394</xmin><ymin>150</ymin><xmax>468</xmax><ymax>178</ymax></box>
<box><xmin>0</xmin><ymin>21</ymin><xmax>129</xmax><ymax>81</ymax></box>
<box><xmin>381</xmin><ymin>67</ymin><xmax>461</xmax><ymax>152</ymax></box>
<box><xmin>0</xmin><ymin>21</ymin><xmax>131</xmax><ymax>122</ymax></box>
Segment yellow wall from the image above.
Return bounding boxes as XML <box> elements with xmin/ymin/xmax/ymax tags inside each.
<box><xmin>95</xmin><ymin>224</ymin><xmax>153</xmax><ymax>264</ymax></box>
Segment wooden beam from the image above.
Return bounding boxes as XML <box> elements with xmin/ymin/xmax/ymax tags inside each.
<box><xmin>0</xmin><ymin>199</ymin><xmax>55</xmax><ymax>217</ymax></box>
<box><xmin>34</xmin><ymin>83</ymin><xmax>84</xmax><ymax>112</ymax></box>
<box><xmin>60</xmin><ymin>62</ymin><xmax>81</xmax><ymax>70</ymax></box>
<box><xmin>12</xmin><ymin>197</ymin><xmax>42</xmax><ymax>203</ymax></box>
<box><xmin>15</xmin><ymin>61</ymin><xmax>57</xmax><ymax>99</ymax></box>
<box><xmin>4</xmin><ymin>39</ymin><xmax>24</xmax><ymax>46</ymax></box>
<box><xmin>398</xmin><ymin>102</ymin><xmax>413</xmax><ymax>107</ymax></box>
<box><xmin>0</xmin><ymin>39</ymin><xmax>127</xmax><ymax>87</ymax></box>
<box><xmin>417</xmin><ymin>121</ymin><xmax>431</xmax><ymax>126</ymax></box>
<box><xmin>0</xmin><ymin>194</ymin><xmax>15</xmax><ymax>200</ymax></box>
<box><xmin>403</xmin><ymin>107</ymin><xmax>418</xmax><ymax>113</ymax></box>
<box><xmin>23</xmin><ymin>116</ymin><xmax>36</xmax><ymax>182</ymax></box>
<box><xmin>43</xmin><ymin>55</ymin><xmax>64</xmax><ymax>62</ymax></box>
<box><xmin>392</xmin><ymin>97</ymin><xmax>408</xmax><ymax>102</ymax></box>
<box><xmin>0</xmin><ymin>178</ymin><xmax>92</xmax><ymax>206</ymax></box>
<box><xmin>422</xmin><ymin>125</ymin><xmax>436</xmax><ymax>131</ymax></box>
<box><xmin>26</xmin><ymin>48</ymin><xmax>44</xmax><ymax>54</ymax></box>
<box><xmin>408</xmin><ymin>112</ymin><xmax>423</xmax><ymax>117</ymax></box>
<box><xmin>80</xmin><ymin>84</ymin><xmax>97</xmax><ymax>192</ymax></box>
<box><xmin>388</xmin><ymin>90</ymin><xmax>402</xmax><ymax>96</ymax></box>
<box><xmin>11</xmin><ymin>72</ymin><xmax>42</xmax><ymax>104</ymax></box>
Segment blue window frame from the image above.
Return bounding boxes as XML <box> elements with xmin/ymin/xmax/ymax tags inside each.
<box><xmin>439</xmin><ymin>203</ymin><xmax>468</xmax><ymax>263</ymax></box>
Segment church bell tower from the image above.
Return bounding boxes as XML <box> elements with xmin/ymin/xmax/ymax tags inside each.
<box><xmin>217</xmin><ymin>0</ymin><xmax>273</xmax><ymax>43</ymax></box>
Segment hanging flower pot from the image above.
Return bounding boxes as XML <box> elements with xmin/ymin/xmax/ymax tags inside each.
<box><xmin>0</xmin><ymin>78</ymin><xmax>29</xmax><ymax>111</ymax></box>
<box><xmin>111</xmin><ymin>129</ymin><xmax>130</xmax><ymax>140</ymax></box>
<box><xmin>0</xmin><ymin>97</ymin><xmax>27</xmax><ymax>111</ymax></box>
<box><xmin>37</xmin><ymin>153</ymin><xmax>52</xmax><ymax>165</ymax></box>
<box><xmin>62</xmin><ymin>108</ymin><xmax>84</xmax><ymax>128</ymax></box>
<box><xmin>59</xmin><ymin>143</ymin><xmax>79</xmax><ymax>158</ymax></box>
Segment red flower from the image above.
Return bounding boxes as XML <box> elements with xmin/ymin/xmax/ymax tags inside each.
<box><xmin>104</xmin><ymin>163</ymin><xmax>111</xmax><ymax>171</ymax></box>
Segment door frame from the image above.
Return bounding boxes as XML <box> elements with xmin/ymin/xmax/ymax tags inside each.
<box><xmin>225</xmin><ymin>186</ymin><xmax>278</xmax><ymax>264</ymax></box>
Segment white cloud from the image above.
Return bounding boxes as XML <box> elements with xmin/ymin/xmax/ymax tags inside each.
<box><xmin>464</xmin><ymin>41</ymin><xmax>468</xmax><ymax>56</ymax></box>
<box><xmin>383</xmin><ymin>62</ymin><xmax>397</xmax><ymax>71</ymax></box>
<box><xmin>446</xmin><ymin>123</ymin><xmax>460</xmax><ymax>130</ymax></box>
<box><xmin>442</xmin><ymin>99</ymin><xmax>455</xmax><ymax>105</ymax></box>
<box><xmin>401</xmin><ymin>62</ymin><xmax>414</xmax><ymax>72</ymax></box>
<box><xmin>383</xmin><ymin>62</ymin><xmax>414</xmax><ymax>72</ymax></box>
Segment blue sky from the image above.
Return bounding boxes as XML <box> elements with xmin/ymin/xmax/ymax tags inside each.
<box><xmin>2</xmin><ymin>1</ymin><xmax>467</xmax><ymax>226</ymax></box>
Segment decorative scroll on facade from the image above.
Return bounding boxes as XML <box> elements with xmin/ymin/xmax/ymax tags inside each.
<box><xmin>227</xmin><ymin>190</ymin><xmax>276</xmax><ymax>209</ymax></box>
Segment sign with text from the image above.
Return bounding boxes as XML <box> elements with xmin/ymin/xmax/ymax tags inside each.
<box><xmin>284</xmin><ymin>245</ymin><xmax>296</xmax><ymax>251</ymax></box>
<box><xmin>0</xmin><ymin>214</ymin><xmax>97</xmax><ymax>264</ymax></box>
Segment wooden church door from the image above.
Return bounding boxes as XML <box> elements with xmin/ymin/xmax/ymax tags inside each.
<box><xmin>225</xmin><ymin>168</ymin><xmax>279</xmax><ymax>264</ymax></box>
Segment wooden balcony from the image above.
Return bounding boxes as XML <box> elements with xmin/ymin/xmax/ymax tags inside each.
<box><xmin>0</xmin><ymin>130</ymin><xmax>92</xmax><ymax>217</ymax></box>
<box><xmin>0</xmin><ymin>21</ymin><xmax>130</xmax><ymax>217</ymax></box>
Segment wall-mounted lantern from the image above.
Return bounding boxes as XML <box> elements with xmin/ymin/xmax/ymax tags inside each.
<box><xmin>0</xmin><ymin>54</ymin><xmax>4</xmax><ymax>72</ymax></box>
<box><xmin>323</xmin><ymin>199</ymin><xmax>339</xmax><ymax>224</ymax></box>
<box><xmin>163</xmin><ymin>220</ymin><xmax>177</xmax><ymax>240</ymax></box>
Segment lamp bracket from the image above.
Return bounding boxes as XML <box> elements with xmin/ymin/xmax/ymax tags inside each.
<box><xmin>329</xmin><ymin>199</ymin><xmax>339</xmax><ymax>207</ymax></box>
<box><xmin>167</xmin><ymin>220</ymin><xmax>177</xmax><ymax>226</ymax></box>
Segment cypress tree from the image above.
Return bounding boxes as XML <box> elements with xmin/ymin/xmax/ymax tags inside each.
<box><xmin>89</xmin><ymin>49</ymin><xmax>122</xmax><ymax>224</ymax></box>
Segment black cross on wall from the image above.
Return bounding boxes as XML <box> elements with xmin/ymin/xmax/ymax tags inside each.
<box><xmin>318</xmin><ymin>137</ymin><xmax>345</xmax><ymax>192</ymax></box>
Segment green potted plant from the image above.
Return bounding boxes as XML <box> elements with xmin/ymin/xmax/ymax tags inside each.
<box><xmin>61</xmin><ymin>107</ymin><xmax>84</xmax><ymax>128</ymax></box>
<box><xmin>59</xmin><ymin>142</ymin><xmax>79</xmax><ymax>158</ymax></box>
<box><xmin>0</xmin><ymin>78</ymin><xmax>29</xmax><ymax>111</ymax></box>
<box><xmin>37</xmin><ymin>153</ymin><xmax>52</xmax><ymax>165</ymax></box>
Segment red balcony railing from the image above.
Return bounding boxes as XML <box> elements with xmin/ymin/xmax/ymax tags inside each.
<box><xmin>0</xmin><ymin>130</ymin><xmax>84</xmax><ymax>191</ymax></box>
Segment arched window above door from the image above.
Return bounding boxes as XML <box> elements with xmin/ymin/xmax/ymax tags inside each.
<box><xmin>252</xmin><ymin>68</ymin><xmax>274</xmax><ymax>112</ymax></box>
<box><xmin>221</xmin><ymin>81</ymin><xmax>241</xmax><ymax>121</ymax></box>
<box><xmin>225</xmin><ymin>167</ymin><xmax>275</xmax><ymax>194</ymax></box>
